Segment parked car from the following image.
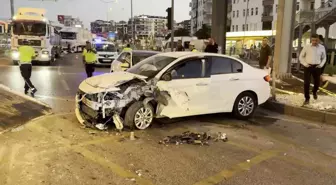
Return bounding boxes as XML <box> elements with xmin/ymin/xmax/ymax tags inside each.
<box><xmin>76</xmin><ymin>52</ymin><xmax>271</xmax><ymax>130</ymax></box>
<box><xmin>110</xmin><ymin>50</ymin><xmax>159</xmax><ymax>72</ymax></box>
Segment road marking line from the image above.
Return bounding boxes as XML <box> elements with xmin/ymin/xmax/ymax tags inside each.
<box><xmin>61</xmin><ymin>79</ymin><xmax>70</xmax><ymax>91</ymax></box>
<box><xmin>35</xmin><ymin>95</ymin><xmax>75</xmax><ymax>102</ymax></box>
<box><xmin>72</xmin><ymin>146</ymin><xmax>154</xmax><ymax>185</ymax></box>
<box><xmin>58</xmin><ymin>65</ymin><xmax>62</xmax><ymax>75</ymax></box>
<box><xmin>193</xmin><ymin>150</ymin><xmax>279</xmax><ymax>185</ymax></box>
<box><xmin>27</xmin><ymin>123</ymin><xmax>154</xmax><ymax>185</ymax></box>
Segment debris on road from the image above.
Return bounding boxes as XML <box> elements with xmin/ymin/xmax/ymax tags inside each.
<box><xmin>130</xmin><ymin>132</ymin><xmax>135</xmax><ymax>140</ymax></box>
<box><xmin>159</xmin><ymin>131</ymin><xmax>227</xmax><ymax>146</ymax></box>
<box><xmin>11</xmin><ymin>126</ymin><xmax>25</xmax><ymax>132</ymax></box>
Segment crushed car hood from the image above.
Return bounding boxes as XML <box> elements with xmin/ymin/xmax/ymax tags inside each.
<box><xmin>79</xmin><ymin>71</ymin><xmax>147</xmax><ymax>94</ymax></box>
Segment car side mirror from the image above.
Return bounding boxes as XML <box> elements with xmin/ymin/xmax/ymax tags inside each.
<box><xmin>161</xmin><ymin>73</ymin><xmax>172</xmax><ymax>81</ymax></box>
<box><xmin>117</xmin><ymin>49</ymin><xmax>120</xmax><ymax>52</ymax></box>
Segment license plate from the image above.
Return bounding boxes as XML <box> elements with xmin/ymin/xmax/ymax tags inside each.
<box><xmin>103</xmin><ymin>59</ymin><xmax>111</xmax><ymax>62</ymax></box>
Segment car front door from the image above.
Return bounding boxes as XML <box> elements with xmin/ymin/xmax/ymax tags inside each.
<box><xmin>208</xmin><ymin>56</ymin><xmax>244</xmax><ymax>112</ymax></box>
<box><xmin>156</xmin><ymin>58</ymin><xmax>212</xmax><ymax>118</ymax></box>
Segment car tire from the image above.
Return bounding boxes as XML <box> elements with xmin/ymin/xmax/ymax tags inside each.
<box><xmin>232</xmin><ymin>92</ymin><xmax>257</xmax><ymax>120</ymax></box>
<box><xmin>124</xmin><ymin>101</ymin><xmax>154</xmax><ymax>130</ymax></box>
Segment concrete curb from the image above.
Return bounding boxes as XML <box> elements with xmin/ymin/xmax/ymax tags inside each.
<box><xmin>0</xmin><ymin>84</ymin><xmax>51</xmax><ymax>109</ymax></box>
<box><xmin>262</xmin><ymin>100</ymin><xmax>336</xmax><ymax>126</ymax></box>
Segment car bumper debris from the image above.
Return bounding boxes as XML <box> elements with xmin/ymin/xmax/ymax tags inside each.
<box><xmin>158</xmin><ymin>131</ymin><xmax>228</xmax><ymax>146</ymax></box>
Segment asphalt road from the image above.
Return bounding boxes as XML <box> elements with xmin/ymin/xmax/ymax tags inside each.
<box><xmin>1</xmin><ymin>54</ymin><xmax>336</xmax><ymax>185</ymax></box>
<box><xmin>0</xmin><ymin>53</ymin><xmax>110</xmax><ymax>112</ymax></box>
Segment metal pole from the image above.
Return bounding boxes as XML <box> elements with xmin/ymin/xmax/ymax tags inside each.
<box><xmin>271</xmin><ymin>0</ymin><xmax>285</xmax><ymax>99</ymax></box>
<box><xmin>131</xmin><ymin>0</ymin><xmax>135</xmax><ymax>46</ymax></box>
<box><xmin>10</xmin><ymin>0</ymin><xmax>15</xmax><ymax>17</ymax></box>
<box><xmin>222</xmin><ymin>0</ymin><xmax>228</xmax><ymax>54</ymax></box>
<box><xmin>171</xmin><ymin>0</ymin><xmax>174</xmax><ymax>52</ymax></box>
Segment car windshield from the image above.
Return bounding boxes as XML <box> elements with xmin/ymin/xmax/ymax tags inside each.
<box><xmin>132</xmin><ymin>52</ymin><xmax>158</xmax><ymax>65</ymax></box>
<box><xmin>95</xmin><ymin>44</ymin><xmax>116</xmax><ymax>52</ymax></box>
<box><xmin>12</xmin><ymin>21</ymin><xmax>46</xmax><ymax>36</ymax></box>
<box><xmin>60</xmin><ymin>32</ymin><xmax>76</xmax><ymax>39</ymax></box>
<box><xmin>128</xmin><ymin>55</ymin><xmax>177</xmax><ymax>78</ymax></box>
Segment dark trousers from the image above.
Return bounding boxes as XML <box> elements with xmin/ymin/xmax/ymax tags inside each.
<box><xmin>85</xmin><ymin>63</ymin><xmax>95</xmax><ymax>77</ymax></box>
<box><xmin>304</xmin><ymin>66</ymin><xmax>321</xmax><ymax>100</ymax></box>
<box><xmin>20</xmin><ymin>64</ymin><xmax>35</xmax><ymax>91</ymax></box>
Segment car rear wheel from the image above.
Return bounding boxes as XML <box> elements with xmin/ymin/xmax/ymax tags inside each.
<box><xmin>233</xmin><ymin>92</ymin><xmax>257</xmax><ymax>120</ymax></box>
<box><xmin>124</xmin><ymin>101</ymin><xmax>154</xmax><ymax>130</ymax></box>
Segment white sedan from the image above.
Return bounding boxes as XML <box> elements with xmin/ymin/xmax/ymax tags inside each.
<box><xmin>75</xmin><ymin>52</ymin><xmax>271</xmax><ymax>130</ymax></box>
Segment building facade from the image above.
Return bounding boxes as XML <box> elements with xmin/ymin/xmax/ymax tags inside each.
<box><xmin>127</xmin><ymin>15</ymin><xmax>167</xmax><ymax>39</ymax></box>
<box><xmin>176</xmin><ymin>20</ymin><xmax>191</xmax><ymax>31</ymax></box>
<box><xmin>58</xmin><ymin>15</ymin><xmax>84</xmax><ymax>28</ymax></box>
<box><xmin>90</xmin><ymin>20</ymin><xmax>115</xmax><ymax>34</ymax></box>
<box><xmin>190</xmin><ymin>0</ymin><xmax>212</xmax><ymax>36</ymax></box>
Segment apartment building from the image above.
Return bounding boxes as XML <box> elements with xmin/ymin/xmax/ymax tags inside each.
<box><xmin>127</xmin><ymin>15</ymin><xmax>167</xmax><ymax>39</ymax></box>
<box><xmin>189</xmin><ymin>0</ymin><xmax>212</xmax><ymax>36</ymax></box>
<box><xmin>90</xmin><ymin>20</ymin><xmax>115</xmax><ymax>33</ymax></box>
<box><xmin>177</xmin><ymin>20</ymin><xmax>191</xmax><ymax>31</ymax></box>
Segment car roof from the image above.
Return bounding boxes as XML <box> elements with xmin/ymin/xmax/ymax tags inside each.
<box><xmin>158</xmin><ymin>52</ymin><xmax>235</xmax><ymax>58</ymax></box>
<box><xmin>94</xmin><ymin>41</ymin><xmax>114</xmax><ymax>45</ymax></box>
<box><xmin>132</xmin><ymin>50</ymin><xmax>160</xmax><ymax>54</ymax></box>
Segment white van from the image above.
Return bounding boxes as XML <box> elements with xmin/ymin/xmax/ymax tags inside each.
<box><xmin>93</xmin><ymin>40</ymin><xmax>118</xmax><ymax>66</ymax></box>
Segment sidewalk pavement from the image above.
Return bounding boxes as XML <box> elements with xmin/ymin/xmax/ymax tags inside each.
<box><xmin>0</xmin><ymin>84</ymin><xmax>51</xmax><ymax>133</ymax></box>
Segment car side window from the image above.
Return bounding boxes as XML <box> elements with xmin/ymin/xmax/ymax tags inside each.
<box><xmin>210</xmin><ymin>57</ymin><xmax>232</xmax><ymax>75</ymax></box>
<box><xmin>210</xmin><ymin>57</ymin><xmax>243</xmax><ymax>75</ymax></box>
<box><xmin>171</xmin><ymin>59</ymin><xmax>203</xmax><ymax>79</ymax></box>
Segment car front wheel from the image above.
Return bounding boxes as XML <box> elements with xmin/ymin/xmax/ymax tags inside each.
<box><xmin>233</xmin><ymin>92</ymin><xmax>257</xmax><ymax>120</ymax></box>
<box><xmin>124</xmin><ymin>101</ymin><xmax>154</xmax><ymax>130</ymax></box>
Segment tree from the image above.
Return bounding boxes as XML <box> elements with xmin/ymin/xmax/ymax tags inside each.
<box><xmin>194</xmin><ymin>24</ymin><xmax>211</xmax><ymax>39</ymax></box>
<box><xmin>174</xmin><ymin>28</ymin><xmax>190</xmax><ymax>37</ymax></box>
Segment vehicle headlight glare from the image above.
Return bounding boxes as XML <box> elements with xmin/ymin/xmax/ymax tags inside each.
<box><xmin>11</xmin><ymin>51</ymin><xmax>19</xmax><ymax>58</ymax></box>
<box><xmin>42</xmin><ymin>51</ymin><xmax>49</xmax><ymax>55</ymax></box>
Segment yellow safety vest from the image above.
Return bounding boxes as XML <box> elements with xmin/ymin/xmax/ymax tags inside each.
<box><xmin>18</xmin><ymin>46</ymin><xmax>35</xmax><ymax>63</ymax></box>
<box><xmin>123</xmin><ymin>47</ymin><xmax>132</xmax><ymax>52</ymax></box>
<box><xmin>192</xmin><ymin>49</ymin><xmax>198</xmax><ymax>52</ymax></box>
<box><xmin>82</xmin><ymin>48</ymin><xmax>97</xmax><ymax>64</ymax></box>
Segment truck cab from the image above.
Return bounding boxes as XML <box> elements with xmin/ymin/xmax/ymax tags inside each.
<box><xmin>10</xmin><ymin>8</ymin><xmax>62</xmax><ymax>65</ymax></box>
<box><xmin>60</xmin><ymin>27</ymin><xmax>92</xmax><ymax>53</ymax></box>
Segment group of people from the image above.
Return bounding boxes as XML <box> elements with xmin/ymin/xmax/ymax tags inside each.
<box><xmin>175</xmin><ymin>38</ymin><xmax>219</xmax><ymax>53</ymax></box>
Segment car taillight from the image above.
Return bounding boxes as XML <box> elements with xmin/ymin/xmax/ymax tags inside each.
<box><xmin>264</xmin><ymin>75</ymin><xmax>271</xmax><ymax>82</ymax></box>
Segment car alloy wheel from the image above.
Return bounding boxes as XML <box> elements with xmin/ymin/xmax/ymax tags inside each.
<box><xmin>134</xmin><ymin>107</ymin><xmax>153</xmax><ymax>130</ymax></box>
<box><xmin>237</xmin><ymin>96</ymin><xmax>255</xmax><ymax>116</ymax></box>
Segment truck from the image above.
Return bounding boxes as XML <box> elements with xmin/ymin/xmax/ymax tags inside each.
<box><xmin>10</xmin><ymin>8</ymin><xmax>62</xmax><ymax>65</ymax></box>
<box><xmin>60</xmin><ymin>26</ymin><xmax>92</xmax><ymax>53</ymax></box>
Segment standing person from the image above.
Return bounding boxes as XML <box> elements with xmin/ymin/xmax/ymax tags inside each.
<box><xmin>318</xmin><ymin>34</ymin><xmax>329</xmax><ymax>88</ymax></box>
<box><xmin>176</xmin><ymin>40</ymin><xmax>185</xmax><ymax>51</ymax></box>
<box><xmin>259</xmin><ymin>37</ymin><xmax>272</xmax><ymax>69</ymax></box>
<box><xmin>299</xmin><ymin>34</ymin><xmax>326</xmax><ymax>105</ymax></box>
<box><xmin>82</xmin><ymin>41</ymin><xmax>97</xmax><ymax>78</ymax></box>
<box><xmin>204</xmin><ymin>38</ymin><xmax>218</xmax><ymax>53</ymax></box>
<box><xmin>18</xmin><ymin>40</ymin><xmax>37</xmax><ymax>96</ymax></box>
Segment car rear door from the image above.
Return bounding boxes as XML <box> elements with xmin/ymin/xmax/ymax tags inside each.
<box><xmin>207</xmin><ymin>56</ymin><xmax>245</xmax><ymax>112</ymax></box>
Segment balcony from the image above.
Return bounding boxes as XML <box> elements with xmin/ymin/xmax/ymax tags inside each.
<box><xmin>261</xmin><ymin>13</ymin><xmax>273</xmax><ymax>22</ymax></box>
<box><xmin>204</xmin><ymin>0</ymin><xmax>212</xmax><ymax>4</ymax></box>
<box><xmin>262</xmin><ymin>0</ymin><xmax>274</xmax><ymax>6</ymax></box>
<box><xmin>203</xmin><ymin>8</ymin><xmax>212</xmax><ymax>15</ymax></box>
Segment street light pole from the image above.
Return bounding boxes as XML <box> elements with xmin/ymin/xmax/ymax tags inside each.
<box><xmin>10</xmin><ymin>0</ymin><xmax>15</xmax><ymax>17</ymax></box>
<box><xmin>131</xmin><ymin>0</ymin><xmax>135</xmax><ymax>45</ymax></box>
<box><xmin>170</xmin><ymin>0</ymin><xmax>174</xmax><ymax>52</ymax></box>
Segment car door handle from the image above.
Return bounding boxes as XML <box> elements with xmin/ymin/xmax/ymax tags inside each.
<box><xmin>229</xmin><ymin>77</ymin><xmax>239</xmax><ymax>81</ymax></box>
<box><xmin>196</xmin><ymin>83</ymin><xmax>208</xmax><ymax>86</ymax></box>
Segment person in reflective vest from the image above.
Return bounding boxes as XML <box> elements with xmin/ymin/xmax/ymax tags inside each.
<box><xmin>123</xmin><ymin>44</ymin><xmax>132</xmax><ymax>52</ymax></box>
<box><xmin>191</xmin><ymin>44</ymin><xmax>198</xmax><ymax>52</ymax></box>
<box><xmin>82</xmin><ymin>41</ymin><xmax>97</xmax><ymax>78</ymax></box>
<box><xmin>18</xmin><ymin>40</ymin><xmax>37</xmax><ymax>96</ymax></box>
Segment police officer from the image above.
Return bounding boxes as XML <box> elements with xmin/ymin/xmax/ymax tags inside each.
<box><xmin>18</xmin><ymin>40</ymin><xmax>37</xmax><ymax>96</ymax></box>
<box><xmin>123</xmin><ymin>44</ymin><xmax>132</xmax><ymax>52</ymax></box>
<box><xmin>82</xmin><ymin>41</ymin><xmax>97</xmax><ymax>78</ymax></box>
<box><xmin>190</xmin><ymin>44</ymin><xmax>198</xmax><ymax>52</ymax></box>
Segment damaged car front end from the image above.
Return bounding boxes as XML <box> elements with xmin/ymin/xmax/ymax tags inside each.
<box><xmin>76</xmin><ymin>55</ymin><xmax>178</xmax><ymax>130</ymax></box>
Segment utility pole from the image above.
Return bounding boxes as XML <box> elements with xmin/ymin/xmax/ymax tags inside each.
<box><xmin>271</xmin><ymin>0</ymin><xmax>296</xmax><ymax>98</ymax></box>
<box><xmin>10</xmin><ymin>0</ymin><xmax>15</xmax><ymax>17</ymax></box>
<box><xmin>212</xmin><ymin>0</ymin><xmax>228</xmax><ymax>54</ymax></box>
<box><xmin>170</xmin><ymin>0</ymin><xmax>174</xmax><ymax>52</ymax></box>
<box><xmin>131</xmin><ymin>0</ymin><xmax>135</xmax><ymax>46</ymax></box>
